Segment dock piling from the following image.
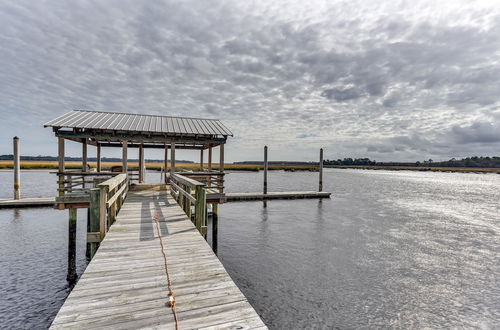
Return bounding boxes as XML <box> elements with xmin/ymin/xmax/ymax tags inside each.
<box><xmin>13</xmin><ymin>136</ymin><xmax>20</xmax><ymax>200</ymax></box>
<box><xmin>212</xmin><ymin>203</ymin><xmax>218</xmax><ymax>255</ymax></box>
<box><xmin>319</xmin><ymin>148</ymin><xmax>324</xmax><ymax>192</ymax></box>
<box><xmin>67</xmin><ymin>208</ymin><xmax>77</xmax><ymax>283</ymax></box>
<box><xmin>263</xmin><ymin>146</ymin><xmax>268</xmax><ymax>195</ymax></box>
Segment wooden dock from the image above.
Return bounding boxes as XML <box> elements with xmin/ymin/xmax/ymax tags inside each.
<box><xmin>0</xmin><ymin>197</ymin><xmax>55</xmax><ymax>208</ymax></box>
<box><xmin>50</xmin><ymin>189</ymin><xmax>266</xmax><ymax>329</ymax></box>
<box><xmin>225</xmin><ymin>191</ymin><xmax>331</xmax><ymax>201</ymax></box>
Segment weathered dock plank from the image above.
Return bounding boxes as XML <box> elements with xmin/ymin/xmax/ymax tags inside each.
<box><xmin>0</xmin><ymin>197</ymin><xmax>55</xmax><ymax>208</ymax></box>
<box><xmin>50</xmin><ymin>190</ymin><xmax>266</xmax><ymax>329</ymax></box>
<box><xmin>225</xmin><ymin>191</ymin><xmax>331</xmax><ymax>201</ymax></box>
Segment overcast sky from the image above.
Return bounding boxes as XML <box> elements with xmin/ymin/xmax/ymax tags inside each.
<box><xmin>1</xmin><ymin>0</ymin><xmax>500</xmax><ymax>162</ymax></box>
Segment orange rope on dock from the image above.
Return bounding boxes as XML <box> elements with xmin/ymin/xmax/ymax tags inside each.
<box><xmin>153</xmin><ymin>211</ymin><xmax>179</xmax><ymax>330</ymax></box>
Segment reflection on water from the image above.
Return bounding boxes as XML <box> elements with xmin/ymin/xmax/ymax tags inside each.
<box><xmin>218</xmin><ymin>169</ymin><xmax>500</xmax><ymax>329</ymax></box>
<box><xmin>0</xmin><ymin>169</ymin><xmax>499</xmax><ymax>328</ymax></box>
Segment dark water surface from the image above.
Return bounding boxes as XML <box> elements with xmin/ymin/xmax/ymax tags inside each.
<box><xmin>0</xmin><ymin>169</ymin><xmax>499</xmax><ymax>329</ymax></box>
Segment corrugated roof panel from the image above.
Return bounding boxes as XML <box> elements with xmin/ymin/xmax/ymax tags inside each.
<box><xmin>82</xmin><ymin>111</ymin><xmax>107</xmax><ymax>128</ymax></box>
<box><xmin>44</xmin><ymin>110</ymin><xmax>233</xmax><ymax>136</ymax></box>
<box><xmin>199</xmin><ymin>119</ymin><xmax>214</xmax><ymax>135</ymax></box>
<box><xmin>62</xmin><ymin>110</ymin><xmax>89</xmax><ymax>127</ymax></box>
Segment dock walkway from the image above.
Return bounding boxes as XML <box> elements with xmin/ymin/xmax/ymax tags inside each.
<box><xmin>50</xmin><ymin>189</ymin><xmax>266</xmax><ymax>329</ymax></box>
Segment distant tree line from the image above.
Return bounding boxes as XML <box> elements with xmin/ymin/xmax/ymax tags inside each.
<box><xmin>325</xmin><ymin>156</ymin><xmax>500</xmax><ymax>168</ymax></box>
<box><xmin>0</xmin><ymin>154</ymin><xmax>194</xmax><ymax>163</ymax></box>
<box><xmin>324</xmin><ymin>158</ymin><xmax>376</xmax><ymax>166</ymax></box>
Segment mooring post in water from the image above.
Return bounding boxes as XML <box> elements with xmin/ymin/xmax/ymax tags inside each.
<box><xmin>319</xmin><ymin>148</ymin><xmax>324</xmax><ymax>192</ymax></box>
<box><xmin>13</xmin><ymin>136</ymin><xmax>20</xmax><ymax>200</ymax></box>
<box><xmin>67</xmin><ymin>208</ymin><xmax>77</xmax><ymax>283</ymax></box>
<box><xmin>263</xmin><ymin>145</ymin><xmax>268</xmax><ymax>195</ymax></box>
<box><xmin>212</xmin><ymin>203</ymin><xmax>218</xmax><ymax>255</ymax></box>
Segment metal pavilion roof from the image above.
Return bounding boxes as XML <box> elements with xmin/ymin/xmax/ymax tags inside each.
<box><xmin>44</xmin><ymin>110</ymin><xmax>233</xmax><ymax>137</ymax></box>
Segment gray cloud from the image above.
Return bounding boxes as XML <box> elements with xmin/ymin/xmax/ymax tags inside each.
<box><xmin>1</xmin><ymin>0</ymin><xmax>500</xmax><ymax>161</ymax></box>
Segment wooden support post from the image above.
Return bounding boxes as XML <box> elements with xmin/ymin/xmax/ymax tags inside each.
<box><xmin>58</xmin><ymin>137</ymin><xmax>65</xmax><ymax>197</ymax></box>
<box><xmin>88</xmin><ymin>188</ymin><xmax>100</xmax><ymax>259</ymax></box>
<box><xmin>122</xmin><ymin>140</ymin><xmax>128</xmax><ymax>173</ymax></box>
<box><xmin>96</xmin><ymin>144</ymin><xmax>101</xmax><ymax>172</ymax></box>
<box><xmin>263</xmin><ymin>145</ymin><xmax>268</xmax><ymax>195</ymax></box>
<box><xmin>82</xmin><ymin>139</ymin><xmax>88</xmax><ymax>171</ymax></box>
<box><xmin>219</xmin><ymin>144</ymin><xmax>224</xmax><ymax>193</ymax></box>
<box><xmin>67</xmin><ymin>208</ymin><xmax>77</xmax><ymax>283</ymax></box>
<box><xmin>99</xmin><ymin>186</ymin><xmax>108</xmax><ymax>240</ymax></box>
<box><xmin>139</xmin><ymin>144</ymin><xmax>144</xmax><ymax>183</ymax></box>
<box><xmin>212</xmin><ymin>203</ymin><xmax>218</xmax><ymax>255</ymax></box>
<box><xmin>200</xmin><ymin>149</ymin><xmax>204</xmax><ymax>171</ymax></box>
<box><xmin>171</xmin><ymin>142</ymin><xmax>176</xmax><ymax>175</ymax></box>
<box><xmin>219</xmin><ymin>144</ymin><xmax>224</xmax><ymax>173</ymax></box>
<box><xmin>208</xmin><ymin>147</ymin><xmax>212</xmax><ymax>187</ymax></box>
<box><xmin>164</xmin><ymin>144</ymin><xmax>169</xmax><ymax>183</ymax></box>
<box><xmin>13</xmin><ymin>136</ymin><xmax>20</xmax><ymax>200</ymax></box>
<box><xmin>195</xmin><ymin>185</ymin><xmax>207</xmax><ymax>238</ymax></box>
<box><xmin>82</xmin><ymin>139</ymin><xmax>88</xmax><ymax>189</ymax></box>
<box><xmin>319</xmin><ymin>148</ymin><xmax>324</xmax><ymax>192</ymax></box>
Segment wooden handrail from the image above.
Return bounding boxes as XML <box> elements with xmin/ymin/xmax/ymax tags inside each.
<box><xmin>88</xmin><ymin>173</ymin><xmax>129</xmax><ymax>256</ymax></box>
<box><xmin>171</xmin><ymin>173</ymin><xmax>205</xmax><ymax>187</ymax></box>
<box><xmin>170</xmin><ymin>173</ymin><xmax>207</xmax><ymax>238</ymax></box>
<box><xmin>99</xmin><ymin>173</ymin><xmax>127</xmax><ymax>191</ymax></box>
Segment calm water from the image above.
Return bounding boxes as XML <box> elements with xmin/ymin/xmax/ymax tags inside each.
<box><xmin>0</xmin><ymin>169</ymin><xmax>499</xmax><ymax>329</ymax></box>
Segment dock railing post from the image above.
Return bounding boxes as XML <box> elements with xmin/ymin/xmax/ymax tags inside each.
<box><xmin>263</xmin><ymin>145</ymin><xmax>268</xmax><ymax>195</ymax></box>
<box><xmin>319</xmin><ymin>148</ymin><xmax>324</xmax><ymax>192</ymax></box>
<box><xmin>99</xmin><ymin>185</ymin><xmax>108</xmax><ymax>240</ymax></box>
<box><xmin>13</xmin><ymin>136</ymin><xmax>20</xmax><ymax>200</ymax></box>
<box><xmin>195</xmin><ymin>185</ymin><xmax>207</xmax><ymax>238</ymax></box>
<box><xmin>88</xmin><ymin>188</ymin><xmax>101</xmax><ymax>259</ymax></box>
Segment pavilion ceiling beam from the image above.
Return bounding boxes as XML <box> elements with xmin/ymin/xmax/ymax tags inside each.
<box><xmin>55</xmin><ymin>130</ymin><xmax>226</xmax><ymax>146</ymax></box>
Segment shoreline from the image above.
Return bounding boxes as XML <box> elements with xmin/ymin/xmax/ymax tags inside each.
<box><xmin>1</xmin><ymin>161</ymin><xmax>500</xmax><ymax>173</ymax></box>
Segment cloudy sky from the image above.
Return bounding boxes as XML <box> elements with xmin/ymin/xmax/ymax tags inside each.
<box><xmin>1</xmin><ymin>0</ymin><xmax>500</xmax><ymax>162</ymax></box>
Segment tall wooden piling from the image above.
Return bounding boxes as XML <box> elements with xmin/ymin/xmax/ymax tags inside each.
<box><xmin>164</xmin><ymin>144</ymin><xmax>169</xmax><ymax>183</ymax></box>
<box><xmin>13</xmin><ymin>136</ymin><xmax>20</xmax><ymax>200</ymax></box>
<box><xmin>67</xmin><ymin>208</ymin><xmax>77</xmax><ymax>283</ymax></box>
<box><xmin>88</xmin><ymin>188</ymin><xmax>100</xmax><ymax>260</ymax></box>
<box><xmin>58</xmin><ymin>137</ymin><xmax>65</xmax><ymax>197</ymax></box>
<box><xmin>96</xmin><ymin>144</ymin><xmax>101</xmax><ymax>172</ymax></box>
<box><xmin>139</xmin><ymin>144</ymin><xmax>145</xmax><ymax>183</ymax></box>
<box><xmin>200</xmin><ymin>149</ymin><xmax>204</xmax><ymax>170</ymax></box>
<box><xmin>171</xmin><ymin>142</ymin><xmax>176</xmax><ymax>174</ymax></box>
<box><xmin>122</xmin><ymin>140</ymin><xmax>128</xmax><ymax>173</ymax></box>
<box><xmin>319</xmin><ymin>148</ymin><xmax>324</xmax><ymax>192</ymax></box>
<box><xmin>82</xmin><ymin>139</ymin><xmax>88</xmax><ymax>171</ymax></box>
<box><xmin>212</xmin><ymin>203</ymin><xmax>218</xmax><ymax>255</ymax></box>
<box><xmin>263</xmin><ymin>146</ymin><xmax>268</xmax><ymax>194</ymax></box>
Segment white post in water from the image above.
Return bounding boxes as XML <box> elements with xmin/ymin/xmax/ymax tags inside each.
<box><xmin>263</xmin><ymin>145</ymin><xmax>268</xmax><ymax>194</ymax></box>
<box><xmin>13</xmin><ymin>136</ymin><xmax>20</xmax><ymax>200</ymax></box>
<box><xmin>319</xmin><ymin>148</ymin><xmax>324</xmax><ymax>192</ymax></box>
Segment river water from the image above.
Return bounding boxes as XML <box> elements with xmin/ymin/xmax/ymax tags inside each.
<box><xmin>0</xmin><ymin>169</ymin><xmax>498</xmax><ymax>329</ymax></box>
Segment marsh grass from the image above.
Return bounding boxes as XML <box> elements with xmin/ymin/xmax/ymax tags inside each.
<box><xmin>0</xmin><ymin>161</ymin><xmax>318</xmax><ymax>172</ymax></box>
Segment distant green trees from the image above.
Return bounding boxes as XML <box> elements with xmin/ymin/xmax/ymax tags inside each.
<box><xmin>324</xmin><ymin>156</ymin><xmax>500</xmax><ymax>168</ymax></box>
<box><xmin>324</xmin><ymin>158</ymin><xmax>376</xmax><ymax>166</ymax></box>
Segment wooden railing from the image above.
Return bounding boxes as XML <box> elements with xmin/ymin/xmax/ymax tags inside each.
<box><xmin>177</xmin><ymin>171</ymin><xmax>225</xmax><ymax>193</ymax></box>
<box><xmin>170</xmin><ymin>173</ymin><xmax>207</xmax><ymax>237</ymax></box>
<box><xmin>56</xmin><ymin>170</ymin><xmax>137</xmax><ymax>196</ymax></box>
<box><xmin>87</xmin><ymin>173</ymin><xmax>129</xmax><ymax>258</ymax></box>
